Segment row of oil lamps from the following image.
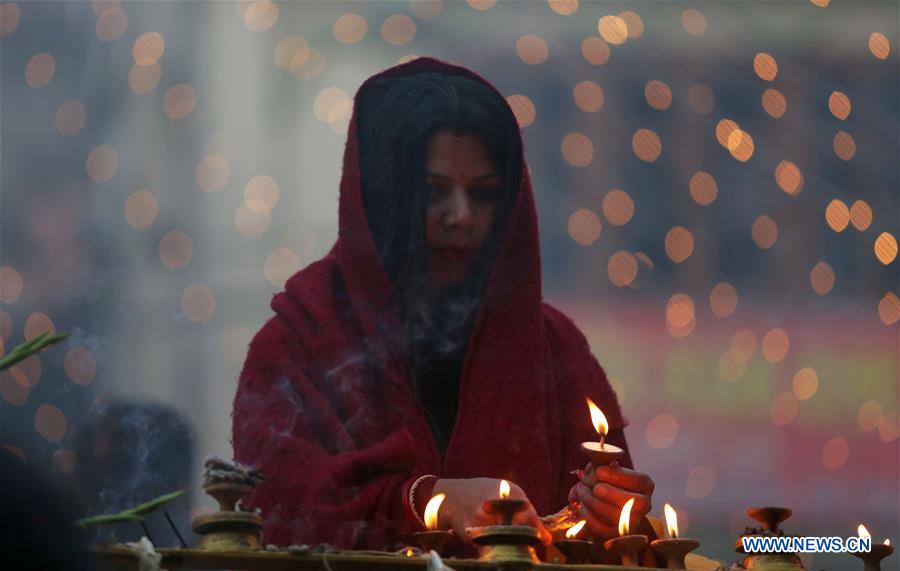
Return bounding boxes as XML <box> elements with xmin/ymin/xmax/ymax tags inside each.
<box><xmin>407</xmin><ymin>398</ymin><xmax>895</xmax><ymax>570</ymax></box>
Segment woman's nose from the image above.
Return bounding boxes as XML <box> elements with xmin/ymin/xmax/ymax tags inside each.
<box><xmin>443</xmin><ymin>188</ymin><xmax>474</xmax><ymax>229</ymax></box>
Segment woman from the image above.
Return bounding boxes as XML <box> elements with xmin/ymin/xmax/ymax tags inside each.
<box><xmin>232</xmin><ymin>57</ymin><xmax>655</xmax><ymax>552</ymax></box>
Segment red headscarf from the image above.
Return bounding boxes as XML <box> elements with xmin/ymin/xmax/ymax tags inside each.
<box><xmin>232</xmin><ymin>57</ymin><xmax>630</xmax><ymax>549</ymax></box>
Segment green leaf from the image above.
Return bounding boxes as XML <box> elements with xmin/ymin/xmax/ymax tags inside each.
<box><xmin>76</xmin><ymin>513</ymin><xmax>145</xmax><ymax>527</ymax></box>
<box><xmin>123</xmin><ymin>489</ymin><xmax>186</xmax><ymax>516</ymax></box>
<box><xmin>0</xmin><ymin>332</ymin><xmax>69</xmax><ymax>371</ymax></box>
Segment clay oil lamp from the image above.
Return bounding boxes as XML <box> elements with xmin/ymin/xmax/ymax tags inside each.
<box><xmin>650</xmin><ymin>503</ymin><xmax>700</xmax><ymax>569</ymax></box>
<box><xmin>853</xmin><ymin>524</ymin><xmax>894</xmax><ymax>571</ymax></box>
<box><xmin>409</xmin><ymin>493</ymin><xmax>453</xmax><ymax>555</ymax></box>
<box><xmin>554</xmin><ymin>519</ymin><xmax>593</xmax><ymax>564</ymax></box>
<box><xmin>467</xmin><ymin>480</ymin><xmax>541</xmax><ymax>562</ymax></box>
<box><xmin>603</xmin><ymin>498</ymin><xmax>648</xmax><ymax>567</ymax></box>
<box><xmin>580</xmin><ymin>398</ymin><xmax>626</xmax><ymax>466</ymax></box>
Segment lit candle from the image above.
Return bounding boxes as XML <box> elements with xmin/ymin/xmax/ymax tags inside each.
<box><xmin>408</xmin><ymin>493</ymin><xmax>452</xmax><ymax>555</ymax></box>
<box><xmin>650</xmin><ymin>503</ymin><xmax>700</xmax><ymax>569</ymax></box>
<box><xmin>580</xmin><ymin>398</ymin><xmax>626</xmax><ymax>465</ymax></box>
<box><xmin>554</xmin><ymin>520</ymin><xmax>593</xmax><ymax>564</ymax></box>
<box><xmin>603</xmin><ymin>498</ymin><xmax>648</xmax><ymax>567</ymax></box>
<box><xmin>853</xmin><ymin>524</ymin><xmax>894</xmax><ymax>571</ymax></box>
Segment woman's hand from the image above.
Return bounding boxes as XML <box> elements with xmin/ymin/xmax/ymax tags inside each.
<box><xmin>431</xmin><ymin>477</ymin><xmax>552</xmax><ymax>545</ymax></box>
<box><xmin>572</xmin><ymin>461</ymin><xmax>655</xmax><ymax>541</ymax></box>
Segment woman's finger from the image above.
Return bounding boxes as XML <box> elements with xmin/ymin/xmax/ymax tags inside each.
<box><xmin>591</xmin><ymin>483</ymin><xmax>653</xmax><ymax>516</ymax></box>
<box><xmin>574</xmin><ymin>483</ymin><xmax>621</xmax><ymax>526</ymax></box>
<box><xmin>593</xmin><ymin>465</ymin><xmax>655</xmax><ymax>495</ymax></box>
<box><xmin>577</xmin><ymin>502</ymin><xmax>617</xmax><ymax>539</ymax></box>
<box><xmin>512</xmin><ymin>505</ymin><xmax>553</xmax><ymax>545</ymax></box>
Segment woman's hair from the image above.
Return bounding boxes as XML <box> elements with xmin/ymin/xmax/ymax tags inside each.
<box><xmin>356</xmin><ymin>70</ymin><xmax>523</xmax><ymax>417</ymax></box>
<box><xmin>357</xmin><ymin>71</ymin><xmax>522</xmax><ymax>309</ymax></box>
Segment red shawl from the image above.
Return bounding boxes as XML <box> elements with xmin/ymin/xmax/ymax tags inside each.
<box><xmin>232</xmin><ymin>57</ymin><xmax>631</xmax><ymax>549</ymax></box>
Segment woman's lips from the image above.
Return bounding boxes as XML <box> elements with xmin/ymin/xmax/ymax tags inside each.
<box><xmin>431</xmin><ymin>247</ymin><xmax>475</xmax><ymax>264</ymax></box>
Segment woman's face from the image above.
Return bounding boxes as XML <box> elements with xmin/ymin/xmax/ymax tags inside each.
<box><xmin>424</xmin><ymin>130</ymin><xmax>503</xmax><ymax>291</ymax></box>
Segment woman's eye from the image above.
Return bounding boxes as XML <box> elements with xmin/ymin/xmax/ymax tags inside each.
<box><xmin>425</xmin><ymin>185</ymin><xmax>444</xmax><ymax>200</ymax></box>
<box><xmin>470</xmin><ymin>187</ymin><xmax>499</xmax><ymax>202</ymax></box>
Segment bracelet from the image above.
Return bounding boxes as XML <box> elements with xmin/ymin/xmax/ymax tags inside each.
<box><xmin>408</xmin><ymin>474</ymin><xmax>437</xmax><ymax>530</ymax></box>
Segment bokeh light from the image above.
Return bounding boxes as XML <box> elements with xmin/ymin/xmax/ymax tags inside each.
<box><xmin>275</xmin><ymin>36</ymin><xmax>310</xmax><ymax>70</ymax></box>
<box><xmin>681</xmin><ymin>9</ymin><xmax>707</xmax><ymax>36</ymax></box>
<box><xmin>580</xmin><ymin>36</ymin><xmax>610</xmax><ymax>66</ymax></box>
<box><xmin>832</xmin><ymin>131</ymin><xmax>856</xmax><ymax>160</ymax></box>
<box><xmin>64</xmin><ymin>348</ymin><xmax>97</xmax><ymax>386</ymax></box>
<box><xmin>684</xmin><ymin>465</ymin><xmax>716</xmax><ymax>499</ymax></box>
<box><xmin>878</xmin><ymin>412</ymin><xmax>899</xmax><ymax>443</ymax></box>
<box><xmin>810</xmin><ymin>261</ymin><xmax>835</xmax><ymax>295</ymax></box>
<box><xmin>618</xmin><ymin>10</ymin><xmax>643</xmax><ymax>38</ymax></box>
<box><xmin>548</xmin><ymin>0</ymin><xmax>578</xmax><ymax>16</ymax></box>
<box><xmin>244</xmin><ymin>0</ymin><xmax>278</xmax><ymax>32</ymax></box>
<box><xmin>163</xmin><ymin>84</ymin><xmax>197</xmax><ymax>120</ymax></box>
<box><xmin>868</xmin><ymin>32</ymin><xmax>890</xmax><ymax>60</ymax></box>
<box><xmin>92</xmin><ymin>1</ymin><xmax>122</xmax><ymax>17</ymax></box>
<box><xmin>181</xmin><ymin>283</ymin><xmax>216</xmax><ymax>323</ymax></box>
<box><xmin>632</xmin><ymin>128</ymin><xmax>662</xmax><ymax>162</ymax></box>
<box><xmin>828</xmin><ymin>91</ymin><xmax>851</xmax><ymax>120</ymax></box>
<box><xmin>646</xmin><ymin>414</ymin><xmax>679</xmax><ymax>448</ymax></box>
<box><xmin>35</xmin><ymin>404</ymin><xmax>67</xmax><ymax>443</ymax></box>
<box><xmin>24</xmin><ymin>312</ymin><xmax>55</xmax><ymax>341</ymax></box>
<box><xmin>196</xmin><ymin>155</ymin><xmax>231</xmax><ymax>192</ymax></box>
<box><xmin>124</xmin><ymin>190</ymin><xmax>158</xmax><ymax>230</ymax></box>
<box><xmin>792</xmin><ymin>367</ymin><xmax>819</xmax><ymax>400</ymax></box>
<box><xmin>602</xmin><ymin>189</ymin><xmax>634</xmax><ymax>226</ymax></box>
<box><xmin>0</xmin><ymin>372</ymin><xmax>29</xmax><ymax>406</ymax></box>
<box><xmin>86</xmin><ymin>144</ymin><xmax>118</xmax><ymax>183</ymax></box>
<box><xmin>52</xmin><ymin>449</ymin><xmax>76</xmax><ymax>474</ymax></box>
<box><xmin>719</xmin><ymin>349</ymin><xmax>747</xmax><ymax>382</ymax></box>
<box><xmin>567</xmin><ymin>209</ymin><xmax>601</xmax><ymax>246</ymax></box>
<box><xmin>709</xmin><ymin>282</ymin><xmax>738</xmax><ymax>318</ymax></box>
<box><xmin>879</xmin><ymin>293</ymin><xmax>900</xmax><ymax>325</ymax></box>
<box><xmin>573</xmin><ymin>81</ymin><xmax>604</xmax><ymax>112</ymax></box>
<box><xmin>849</xmin><ymin>200</ymin><xmax>872</xmax><ymax>231</ymax></box>
<box><xmin>10</xmin><ymin>355</ymin><xmax>40</xmax><ymax>388</ymax></box>
<box><xmin>290</xmin><ymin>49</ymin><xmax>326</xmax><ymax>80</ymax></box>
<box><xmin>0</xmin><ymin>266</ymin><xmax>23</xmax><ymax>304</ymax></box>
<box><xmin>234</xmin><ymin>203</ymin><xmax>271</xmax><ymax>238</ymax></box>
<box><xmin>409</xmin><ymin>0</ymin><xmax>444</xmax><ymax>20</ymax></box>
<box><xmin>689</xmin><ymin>171</ymin><xmax>718</xmax><ymax>205</ymax></box>
<box><xmin>873</xmin><ymin>232</ymin><xmax>897</xmax><ymax>265</ymax></box>
<box><xmin>644</xmin><ymin>80</ymin><xmax>672</xmax><ymax>110</ymax></box>
<box><xmin>752</xmin><ymin>215</ymin><xmax>778</xmax><ymax>250</ymax></box>
<box><xmin>607</xmin><ymin>251</ymin><xmax>638</xmax><ymax>287</ymax></box>
<box><xmin>687</xmin><ymin>84</ymin><xmax>715</xmax><ymax>114</ymax></box>
<box><xmin>753</xmin><ymin>53</ymin><xmax>778</xmax><ymax>81</ymax></box>
<box><xmin>825</xmin><ymin>199</ymin><xmax>850</xmax><ymax>232</ymax></box>
<box><xmin>775</xmin><ymin>160</ymin><xmax>803</xmax><ymax>195</ymax></box>
<box><xmin>0</xmin><ymin>308</ymin><xmax>12</xmax><ymax>341</ymax></box>
<box><xmin>265</xmin><ymin>248</ymin><xmax>303</xmax><ymax>288</ymax></box>
<box><xmin>561</xmin><ymin>132</ymin><xmax>593</xmax><ymax>167</ymax></box>
<box><xmin>313</xmin><ymin>86</ymin><xmax>352</xmax><ymax>124</ymax></box>
<box><xmin>727</xmin><ymin>129</ymin><xmax>754</xmax><ymax>162</ymax></box>
<box><xmin>95</xmin><ymin>7</ymin><xmax>127</xmax><ymax>42</ymax></box>
<box><xmin>761</xmin><ymin>88</ymin><xmax>787</xmax><ymax>118</ymax></box>
<box><xmin>381</xmin><ymin>14</ymin><xmax>416</xmax><ymax>46</ymax></box>
<box><xmin>333</xmin><ymin>13</ymin><xmax>367</xmax><ymax>44</ymax></box>
<box><xmin>771</xmin><ymin>392</ymin><xmax>799</xmax><ymax>426</ymax></box>
<box><xmin>25</xmin><ymin>53</ymin><xmax>55</xmax><ymax>88</ymax></box>
<box><xmin>244</xmin><ymin>175</ymin><xmax>280</xmax><ymax>214</ymax></box>
<box><xmin>666</xmin><ymin>293</ymin><xmax>695</xmax><ymax>338</ymax></box>
<box><xmin>159</xmin><ymin>230</ymin><xmax>193</xmax><ymax>270</ymax></box>
<box><xmin>516</xmin><ymin>35</ymin><xmax>549</xmax><ymax>65</ymax></box>
<box><xmin>715</xmin><ymin>119</ymin><xmax>738</xmax><ymax>148</ymax></box>
<box><xmin>665</xmin><ymin>226</ymin><xmax>694</xmax><ymax>263</ymax></box>
<box><xmin>761</xmin><ymin>328</ymin><xmax>790</xmax><ymax>363</ymax></box>
<box><xmin>466</xmin><ymin>0</ymin><xmax>496</xmax><ymax>10</ymax></box>
<box><xmin>129</xmin><ymin>63</ymin><xmax>161</xmax><ymax>94</ymax></box>
<box><xmin>506</xmin><ymin>94</ymin><xmax>536</xmax><ymax>127</ymax></box>
<box><xmin>858</xmin><ymin>400</ymin><xmax>883</xmax><ymax>432</ymax></box>
<box><xmin>598</xmin><ymin>15</ymin><xmax>628</xmax><ymax>45</ymax></box>
<box><xmin>730</xmin><ymin>329</ymin><xmax>757</xmax><ymax>361</ymax></box>
<box><xmin>0</xmin><ymin>3</ymin><xmax>20</xmax><ymax>37</ymax></box>
<box><xmin>132</xmin><ymin>32</ymin><xmax>165</xmax><ymax>65</ymax></box>
<box><xmin>822</xmin><ymin>436</ymin><xmax>849</xmax><ymax>470</ymax></box>
<box><xmin>55</xmin><ymin>100</ymin><xmax>87</xmax><ymax>137</ymax></box>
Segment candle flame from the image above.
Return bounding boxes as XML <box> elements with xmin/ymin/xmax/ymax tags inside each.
<box><xmin>664</xmin><ymin>503</ymin><xmax>679</xmax><ymax>538</ymax></box>
<box><xmin>586</xmin><ymin>397</ymin><xmax>609</xmax><ymax>437</ymax></box>
<box><xmin>885</xmin><ymin>539</ymin><xmax>891</xmax><ymax>546</ymax></box>
<box><xmin>499</xmin><ymin>480</ymin><xmax>511</xmax><ymax>499</ymax></box>
<box><xmin>566</xmin><ymin>520</ymin><xmax>587</xmax><ymax>539</ymax></box>
<box><xmin>424</xmin><ymin>493</ymin><xmax>445</xmax><ymax>530</ymax></box>
<box><xmin>405</xmin><ymin>548</ymin><xmax>414</xmax><ymax>557</ymax></box>
<box><xmin>618</xmin><ymin>497</ymin><xmax>635</xmax><ymax>536</ymax></box>
<box><xmin>858</xmin><ymin>524</ymin><xmax>871</xmax><ymax>541</ymax></box>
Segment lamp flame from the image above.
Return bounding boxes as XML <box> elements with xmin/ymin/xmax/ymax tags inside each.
<box><xmin>424</xmin><ymin>493</ymin><xmax>445</xmax><ymax>530</ymax></box>
<box><xmin>405</xmin><ymin>548</ymin><xmax>414</xmax><ymax>557</ymax></box>
<box><xmin>664</xmin><ymin>503</ymin><xmax>679</xmax><ymax>538</ymax></box>
<box><xmin>618</xmin><ymin>497</ymin><xmax>635</xmax><ymax>536</ymax></box>
<box><xmin>885</xmin><ymin>539</ymin><xmax>891</xmax><ymax>546</ymax></box>
<box><xmin>858</xmin><ymin>524</ymin><xmax>871</xmax><ymax>541</ymax></box>
<box><xmin>499</xmin><ymin>480</ymin><xmax>511</xmax><ymax>499</ymax></box>
<box><xmin>566</xmin><ymin>520</ymin><xmax>587</xmax><ymax>539</ymax></box>
<box><xmin>586</xmin><ymin>397</ymin><xmax>609</xmax><ymax>437</ymax></box>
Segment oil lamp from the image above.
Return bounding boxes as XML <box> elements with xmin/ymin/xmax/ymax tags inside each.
<box><xmin>603</xmin><ymin>497</ymin><xmax>648</xmax><ymax>567</ymax></box>
<box><xmin>191</xmin><ymin>457</ymin><xmax>264</xmax><ymax>550</ymax></box>
<box><xmin>736</xmin><ymin>506</ymin><xmax>804</xmax><ymax>571</ymax></box>
<box><xmin>553</xmin><ymin>519</ymin><xmax>593</xmax><ymax>564</ymax></box>
<box><xmin>467</xmin><ymin>480</ymin><xmax>541</xmax><ymax>562</ymax></box>
<box><xmin>853</xmin><ymin>524</ymin><xmax>894</xmax><ymax>571</ymax></box>
<box><xmin>409</xmin><ymin>493</ymin><xmax>453</xmax><ymax>555</ymax></box>
<box><xmin>580</xmin><ymin>398</ymin><xmax>626</xmax><ymax>465</ymax></box>
<box><xmin>650</xmin><ymin>503</ymin><xmax>700</xmax><ymax>569</ymax></box>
